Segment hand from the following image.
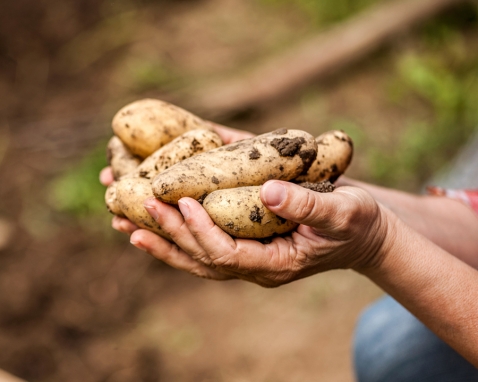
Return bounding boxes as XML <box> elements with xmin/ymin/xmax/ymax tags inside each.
<box><xmin>130</xmin><ymin>181</ymin><xmax>394</xmax><ymax>287</ymax></box>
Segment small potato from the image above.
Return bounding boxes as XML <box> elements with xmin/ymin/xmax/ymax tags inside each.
<box><xmin>115</xmin><ymin>177</ymin><xmax>171</xmax><ymax>241</ymax></box>
<box><xmin>203</xmin><ymin>186</ymin><xmax>298</xmax><ymax>239</ymax></box>
<box><xmin>105</xmin><ymin>182</ymin><xmax>124</xmax><ymax>217</ymax></box>
<box><xmin>152</xmin><ymin>129</ymin><xmax>318</xmax><ymax>204</ymax></box>
<box><xmin>295</xmin><ymin>130</ymin><xmax>353</xmax><ymax>183</ymax></box>
<box><xmin>112</xmin><ymin>99</ymin><xmax>213</xmax><ymax>158</ymax></box>
<box><xmin>133</xmin><ymin>129</ymin><xmax>223</xmax><ymax>180</ymax></box>
<box><xmin>107</xmin><ymin>136</ymin><xmax>142</xmax><ymax>180</ymax></box>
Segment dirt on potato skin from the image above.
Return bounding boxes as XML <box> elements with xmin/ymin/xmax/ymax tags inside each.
<box><xmin>270</xmin><ymin>136</ymin><xmax>317</xmax><ymax>175</ymax></box>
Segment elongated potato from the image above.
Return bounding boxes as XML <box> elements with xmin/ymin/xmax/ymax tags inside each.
<box><xmin>133</xmin><ymin>129</ymin><xmax>223</xmax><ymax>180</ymax></box>
<box><xmin>115</xmin><ymin>177</ymin><xmax>171</xmax><ymax>240</ymax></box>
<box><xmin>203</xmin><ymin>186</ymin><xmax>298</xmax><ymax>238</ymax></box>
<box><xmin>152</xmin><ymin>129</ymin><xmax>318</xmax><ymax>204</ymax></box>
<box><xmin>295</xmin><ymin>130</ymin><xmax>353</xmax><ymax>183</ymax></box>
<box><xmin>112</xmin><ymin>99</ymin><xmax>214</xmax><ymax>158</ymax></box>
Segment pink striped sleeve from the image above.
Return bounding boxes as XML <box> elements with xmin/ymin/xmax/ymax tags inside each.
<box><xmin>427</xmin><ymin>187</ymin><xmax>478</xmax><ymax>214</ymax></box>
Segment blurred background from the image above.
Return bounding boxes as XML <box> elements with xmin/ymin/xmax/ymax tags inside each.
<box><xmin>0</xmin><ymin>0</ymin><xmax>477</xmax><ymax>381</ymax></box>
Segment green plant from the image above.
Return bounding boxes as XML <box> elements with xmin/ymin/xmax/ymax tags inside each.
<box><xmin>49</xmin><ymin>144</ymin><xmax>108</xmax><ymax>218</ymax></box>
<box><xmin>368</xmin><ymin>48</ymin><xmax>478</xmax><ymax>190</ymax></box>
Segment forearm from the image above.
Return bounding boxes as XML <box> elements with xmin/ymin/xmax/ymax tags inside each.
<box><xmin>361</xmin><ymin>214</ymin><xmax>478</xmax><ymax>367</ymax></box>
<box><xmin>337</xmin><ymin>177</ymin><xmax>478</xmax><ymax>268</ymax></box>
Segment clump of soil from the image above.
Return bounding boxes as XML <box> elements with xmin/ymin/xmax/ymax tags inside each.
<box><xmin>299</xmin><ymin>181</ymin><xmax>336</xmax><ymax>193</ymax></box>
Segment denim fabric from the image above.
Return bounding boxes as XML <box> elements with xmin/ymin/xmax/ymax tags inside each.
<box><xmin>353</xmin><ymin>296</ymin><xmax>478</xmax><ymax>382</ymax></box>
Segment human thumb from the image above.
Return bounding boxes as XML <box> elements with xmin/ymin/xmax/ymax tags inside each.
<box><xmin>261</xmin><ymin>180</ymin><xmax>359</xmax><ymax>229</ymax></box>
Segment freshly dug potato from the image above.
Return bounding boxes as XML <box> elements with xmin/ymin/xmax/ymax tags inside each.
<box><xmin>105</xmin><ymin>182</ymin><xmax>124</xmax><ymax>217</ymax></box>
<box><xmin>107</xmin><ymin>136</ymin><xmax>142</xmax><ymax>180</ymax></box>
<box><xmin>152</xmin><ymin>128</ymin><xmax>318</xmax><ymax>204</ymax></box>
<box><xmin>295</xmin><ymin>130</ymin><xmax>353</xmax><ymax>183</ymax></box>
<box><xmin>203</xmin><ymin>186</ymin><xmax>298</xmax><ymax>238</ymax></box>
<box><xmin>133</xmin><ymin>129</ymin><xmax>223</xmax><ymax>180</ymax></box>
<box><xmin>115</xmin><ymin>177</ymin><xmax>171</xmax><ymax>240</ymax></box>
<box><xmin>112</xmin><ymin>99</ymin><xmax>214</xmax><ymax>158</ymax></box>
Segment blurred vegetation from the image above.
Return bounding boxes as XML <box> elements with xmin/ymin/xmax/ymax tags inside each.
<box><xmin>365</xmin><ymin>9</ymin><xmax>478</xmax><ymax>190</ymax></box>
<box><xmin>48</xmin><ymin>143</ymin><xmax>111</xmax><ymax>231</ymax></box>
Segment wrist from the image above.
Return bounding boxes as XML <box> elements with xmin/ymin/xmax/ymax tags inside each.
<box><xmin>353</xmin><ymin>206</ymin><xmax>402</xmax><ymax>275</ymax></box>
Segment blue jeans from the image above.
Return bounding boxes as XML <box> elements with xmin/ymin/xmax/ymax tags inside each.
<box><xmin>353</xmin><ymin>296</ymin><xmax>478</xmax><ymax>381</ymax></box>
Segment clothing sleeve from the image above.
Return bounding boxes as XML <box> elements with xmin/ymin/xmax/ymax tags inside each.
<box><xmin>427</xmin><ymin>187</ymin><xmax>478</xmax><ymax>214</ymax></box>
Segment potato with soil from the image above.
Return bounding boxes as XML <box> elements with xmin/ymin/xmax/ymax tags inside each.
<box><xmin>115</xmin><ymin>177</ymin><xmax>171</xmax><ymax>240</ymax></box>
<box><xmin>107</xmin><ymin>136</ymin><xmax>142</xmax><ymax>180</ymax></box>
<box><xmin>295</xmin><ymin>130</ymin><xmax>353</xmax><ymax>183</ymax></box>
<box><xmin>203</xmin><ymin>182</ymin><xmax>335</xmax><ymax>239</ymax></box>
<box><xmin>105</xmin><ymin>181</ymin><xmax>124</xmax><ymax>217</ymax></box>
<box><xmin>152</xmin><ymin>128</ymin><xmax>318</xmax><ymax>204</ymax></box>
<box><xmin>132</xmin><ymin>129</ymin><xmax>223</xmax><ymax>180</ymax></box>
<box><xmin>203</xmin><ymin>186</ymin><xmax>298</xmax><ymax>238</ymax></box>
<box><xmin>112</xmin><ymin>99</ymin><xmax>214</xmax><ymax>158</ymax></box>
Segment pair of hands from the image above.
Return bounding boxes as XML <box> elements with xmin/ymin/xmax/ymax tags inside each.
<box><xmin>100</xmin><ymin>126</ymin><xmax>395</xmax><ymax>287</ymax></box>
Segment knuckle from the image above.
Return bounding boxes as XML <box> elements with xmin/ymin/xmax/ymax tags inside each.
<box><xmin>294</xmin><ymin>191</ymin><xmax>319</xmax><ymax>222</ymax></box>
<box><xmin>337</xmin><ymin>192</ymin><xmax>378</xmax><ymax>234</ymax></box>
<box><xmin>211</xmin><ymin>253</ymin><xmax>236</xmax><ymax>269</ymax></box>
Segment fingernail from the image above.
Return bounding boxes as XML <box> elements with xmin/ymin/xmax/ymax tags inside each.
<box><xmin>144</xmin><ymin>198</ymin><xmax>159</xmax><ymax>221</ymax></box>
<box><xmin>130</xmin><ymin>239</ymin><xmax>146</xmax><ymax>251</ymax></box>
<box><xmin>144</xmin><ymin>205</ymin><xmax>159</xmax><ymax>221</ymax></box>
<box><xmin>178</xmin><ymin>200</ymin><xmax>190</xmax><ymax>218</ymax></box>
<box><xmin>263</xmin><ymin>182</ymin><xmax>286</xmax><ymax>207</ymax></box>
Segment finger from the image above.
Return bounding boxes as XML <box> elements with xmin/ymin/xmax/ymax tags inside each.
<box><xmin>261</xmin><ymin>181</ymin><xmax>375</xmax><ymax>235</ymax></box>
<box><xmin>142</xmin><ymin>197</ymin><xmax>211</xmax><ymax>263</ymax></box>
<box><xmin>130</xmin><ymin>229</ymin><xmax>234</xmax><ymax>280</ymax></box>
<box><xmin>100</xmin><ymin>167</ymin><xmax>114</xmax><ymax>186</ymax></box>
<box><xmin>112</xmin><ymin>215</ymin><xmax>139</xmax><ymax>235</ymax></box>
<box><xmin>178</xmin><ymin>197</ymin><xmax>286</xmax><ymax>272</ymax></box>
<box><xmin>144</xmin><ymin>198</ymin><xmax>247</xmax><ymax>279</ymax></box>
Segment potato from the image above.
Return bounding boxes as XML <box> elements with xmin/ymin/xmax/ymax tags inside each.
<box><xmin>152</xmin><ymin>128</ymin><xmax>318</xmax><ymax>204</ymax></box>
<box><xmin>107</xmin><ymin>136</ymin><xmax>142</xmax><ymax>180</ymax></box>
<box><xmin>115</xmin><ymin>177</ymin><xmax>171</xmax><ymax>240</ymax></box>
<box><xmin>132</xmin><ymin>129</ymin><xmax>223</xmax><ymax>180</ymax></box>
<box><xmin>112</xmin><ymin>99</ymin><xmax>214</xmax><ymax>158</ymax></box>
<box><xmin>203</xmin><ymin>186</ymin><xmax>298</xmax><ymax>238</ymax></box>
<box><xmin>295</xmin><ymin>130</ymin><xmax>353</xmax><ymax>183</ymax></box>
<box><xmin>105</xmin><ymin>181</ymin><xmax>124</xmax><ymax>217</ymax></box>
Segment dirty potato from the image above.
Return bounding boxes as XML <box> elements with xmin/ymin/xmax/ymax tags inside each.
<box><xmin>151</xmin><ymin>128</ymin><xmax>318</xmax><ymax>204</ymax></box>
<box><xmin>115</xmin><ymin>177</ymin><xmax>171</xmax><ymax>240</ymax></box>
<box><xmin>107</xmin><ymin>136</ymin><xmax>142</xmax><ymax>180</ymax></box>
<box><xmin>105</xmin><ymin>182</ymin><xmax>124</xmax><ymax>217</ymax></box>
<box><xmin>295</xmin><ymin>130</ymin><xmax>353</xmax><ymax>183</ymax></box>
<box><xmin>112</xmin><ymin>99</ymin><xmax>214</xmax><ymax>158</ymax></box>
<box><xmin>132</xmin><ymin>129</ymin><xmax>223</xmax><ymax>180</ymax></box>
<box><xmin>203</xmin><ymin>186</ymin><xmax>298</xmax><ymax>238</ymax></box>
